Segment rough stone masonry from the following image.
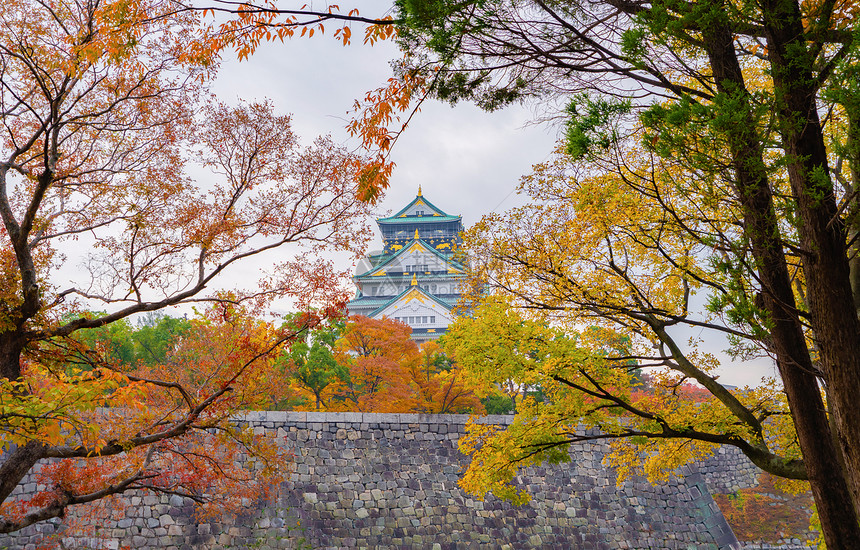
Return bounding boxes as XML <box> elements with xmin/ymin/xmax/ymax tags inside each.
<box><xmin>0</xmin><ymin>411</ymin><xmax>760</xmax><ymax>549</ymax></box>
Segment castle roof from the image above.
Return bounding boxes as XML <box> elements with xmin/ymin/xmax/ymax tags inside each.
<box><xmin>377</xmin><ymin>192</ymin><xmax>461</xmax><ymax>225</ymax></box>
<box><xmin>366</xmin><ymin>284</ymin><xmax>456</xmax><ymax>319</ymax></box>
<box><xmin>354</xmin><ymin>235</ymin><xmax>465</xmax><ymax>281</ymax></box>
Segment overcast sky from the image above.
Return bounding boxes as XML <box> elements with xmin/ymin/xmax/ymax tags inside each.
<box><xmin>211</xmin><ymin>22</ymin><xmax>560</xmax><ymax>249</ymax></box>
<box><xmin>206</xmin><ymin>13</ymin><xmax>776</xmax><ymax>388</ymax></box>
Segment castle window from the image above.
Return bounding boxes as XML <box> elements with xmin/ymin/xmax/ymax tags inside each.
<box><xmin>430</xmin><ymin>316</ymin><xmax>435</xmax><ymax>324</ymax></box>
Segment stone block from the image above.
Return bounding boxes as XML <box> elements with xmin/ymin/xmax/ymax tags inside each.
<box><xmin>306</xmin><ymin>411</ymin><xmax>329</xmax><ymax>423</ymax></box>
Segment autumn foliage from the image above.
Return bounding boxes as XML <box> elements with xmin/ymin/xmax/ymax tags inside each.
<box><xmin>1</xmin><ymin>304</ymin><xmax>300</xmax><ymax>538</ymax></box>
<box><xmin>279</xmin><ymin>315</ymin><xmax>483</xmax><ymax>415</ymax></box>
<box><xmin>713</xmin><ymin>474</ymin><xmax>816</xmax><ymax>544</ymax></box>
<box><xmin>0</xmin><ymin>0</ymin><xmax>377</xmax><ymax>536</ymax></box>
<box><xmin>388</xmin><ymin>0</ymin><xmax>860</xmax><ymax>545</ymax></box>
<box><xmin>447</xmin><ymin>299</ymin><xmax>799</xmax><ymax>505</ymax></box>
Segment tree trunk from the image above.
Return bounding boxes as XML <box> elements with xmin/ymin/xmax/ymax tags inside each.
<box><xmin>761</xmin><ymin>0</ymin><xmax>860</xmax><ymax>520</ymax></box>
<box><xmin>703</xmin><ymin>20</ymin><xmax>860</xmax><ymax>548</ymax></box>
<box><xmin>0</xmin><ymin>331</ymin><xmax>24</xmax><ymax>381</ymax></box>
<box><xmin>841</xmin><ymin>96</ymin><xmax>860</xmax><ymax>315</ymax></box>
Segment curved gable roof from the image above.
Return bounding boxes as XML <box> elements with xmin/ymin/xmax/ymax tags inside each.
<box><xmin>377</xmin><ymin>193</ymin><xmax>461</xmax><ymax>224</ymax></box>
<box><xmin>355</xmin><ymin>236</ymin><xmax>465</xmax><ymax>280</ymax></box>
<box><xmin>368</xmin><ymin>284</ymin><xmax>456</xmax><ymax>319</ymax></box>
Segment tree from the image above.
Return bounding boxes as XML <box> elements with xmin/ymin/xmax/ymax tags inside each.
<box><xmin>326</xmin><ymin>315</ymin><xmax>483</xmax><ymax>413</ymax></box>
<box><xmin>131</xmin><ymin>313</ymin><xmax>193</xmax><ymax>366</ymax></box>
<box><xmin>0</xmin><ymin>0</ymin><xmax>373</xmax><ymax>534</ymax></box>
<box><xmin>130</xmin><ymin>0</ymin><xmax>859</xmax><ymax>542</ymax></box>
<box><xmin>144</xmin><ymin>302</ymin><xmax>298</xmax><ymax>411</ymax></box>
<box><xmin>65</xmin><ymin>312</ymin><xmax>193</xmax><ymax>369</ymax></box>
<box><xmin>385</xmin><ymin>1</ymin><xmax>860</xmax><ymax>546</ymax></box>
<box><xmin>68</xmin><ymin>315</ymin><xmax>138</xmax><ymax>368</ymax></box>
<box><xmin>450</xmin><ymin>130</ymin><xmax>853</xmax><ymax>539</ymax></box>
<box><xmin>333</xmin><ymin>315</ymin><xmax>420</xmax><ymax>412</ymax></box>
<box><xmin>279</xmin><ymin>315</ymin><xmax>349</xmax><ymax>411</ymax></box>
<box><xmin>448</xmin><ymin>298</ymin><xmax>800</xmax><ymax>501</ymax></box>
<box><xmin>405</xmin><ymin>340</ymin><xmax>484</xmax><ymax>414</ymax></box>
<box><xmin>198</xmin><ymin>1</ymin><xmax>402</xmax><ymax>198</ymax></box>
<box><xmin>712</xmin><ymin>473</ymin><xmax>816</xmax><ymax>545</ymax></box>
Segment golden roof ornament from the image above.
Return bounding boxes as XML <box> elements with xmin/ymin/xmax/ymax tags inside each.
<box><xmin>414</xmin><ymin>228</ymin><xmax>420</xmax><ymax>239</ymax></box>
<box><xmin>418</xmin><ymin>184</ymin><xmax>422</xmax><ymax>196</ymax></box>
<box><xmin>411</xmin><ymin>274</ymin><xmax>418</xmax><ymax>286</ymax></box>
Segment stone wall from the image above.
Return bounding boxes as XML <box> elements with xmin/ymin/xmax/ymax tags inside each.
<box><xmin>1</xmin><ymin>412</ymin><xmax>753</xmax><ymax>549</ymax></box>
<box><xmin>697</xmin><ymin>444</ymin><xmax>761</xmax><ymax>495</ymax></box>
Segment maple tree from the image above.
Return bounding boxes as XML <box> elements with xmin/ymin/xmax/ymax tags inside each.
<box><xmin>0</xmin><ymin>0</ymin><xmax>374</xmax><ymax>535</ymax></box>
<box><xmin>140</xmin><ymin>303</ymin><xmax>298</xmax><ymax>412</ymax></box>
<box><xmin>333</xmin><ymin>315</ymin><xmax>420</xmax><ymax>412</ymax></box>
<box><xmin>196</xmin><ymin>1</ymin><xmax>403</xmax><ymax>200</ymax></box>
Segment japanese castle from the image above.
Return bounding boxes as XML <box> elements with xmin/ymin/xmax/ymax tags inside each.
<box><xmin>347</xmin><ymin>188</ymin><xmax>466</xmax><ymax>342</ymax></box>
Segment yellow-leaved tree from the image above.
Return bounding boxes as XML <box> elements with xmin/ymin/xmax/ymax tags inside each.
<box><xmin>386</xmin><ymin>0</ymin><xmax>860</xmax><ymax>545</ymax></box>
<box><xmin>446</xmin><ymin>140</ymin><xmax>806</xmax><ymax>505</ymax></box>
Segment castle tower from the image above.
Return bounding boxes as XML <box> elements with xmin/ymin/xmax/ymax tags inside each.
<box><xmin>347</xmin><ymin>189</ymin><xmax>466</xmax><ymax>343</ymax></box>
